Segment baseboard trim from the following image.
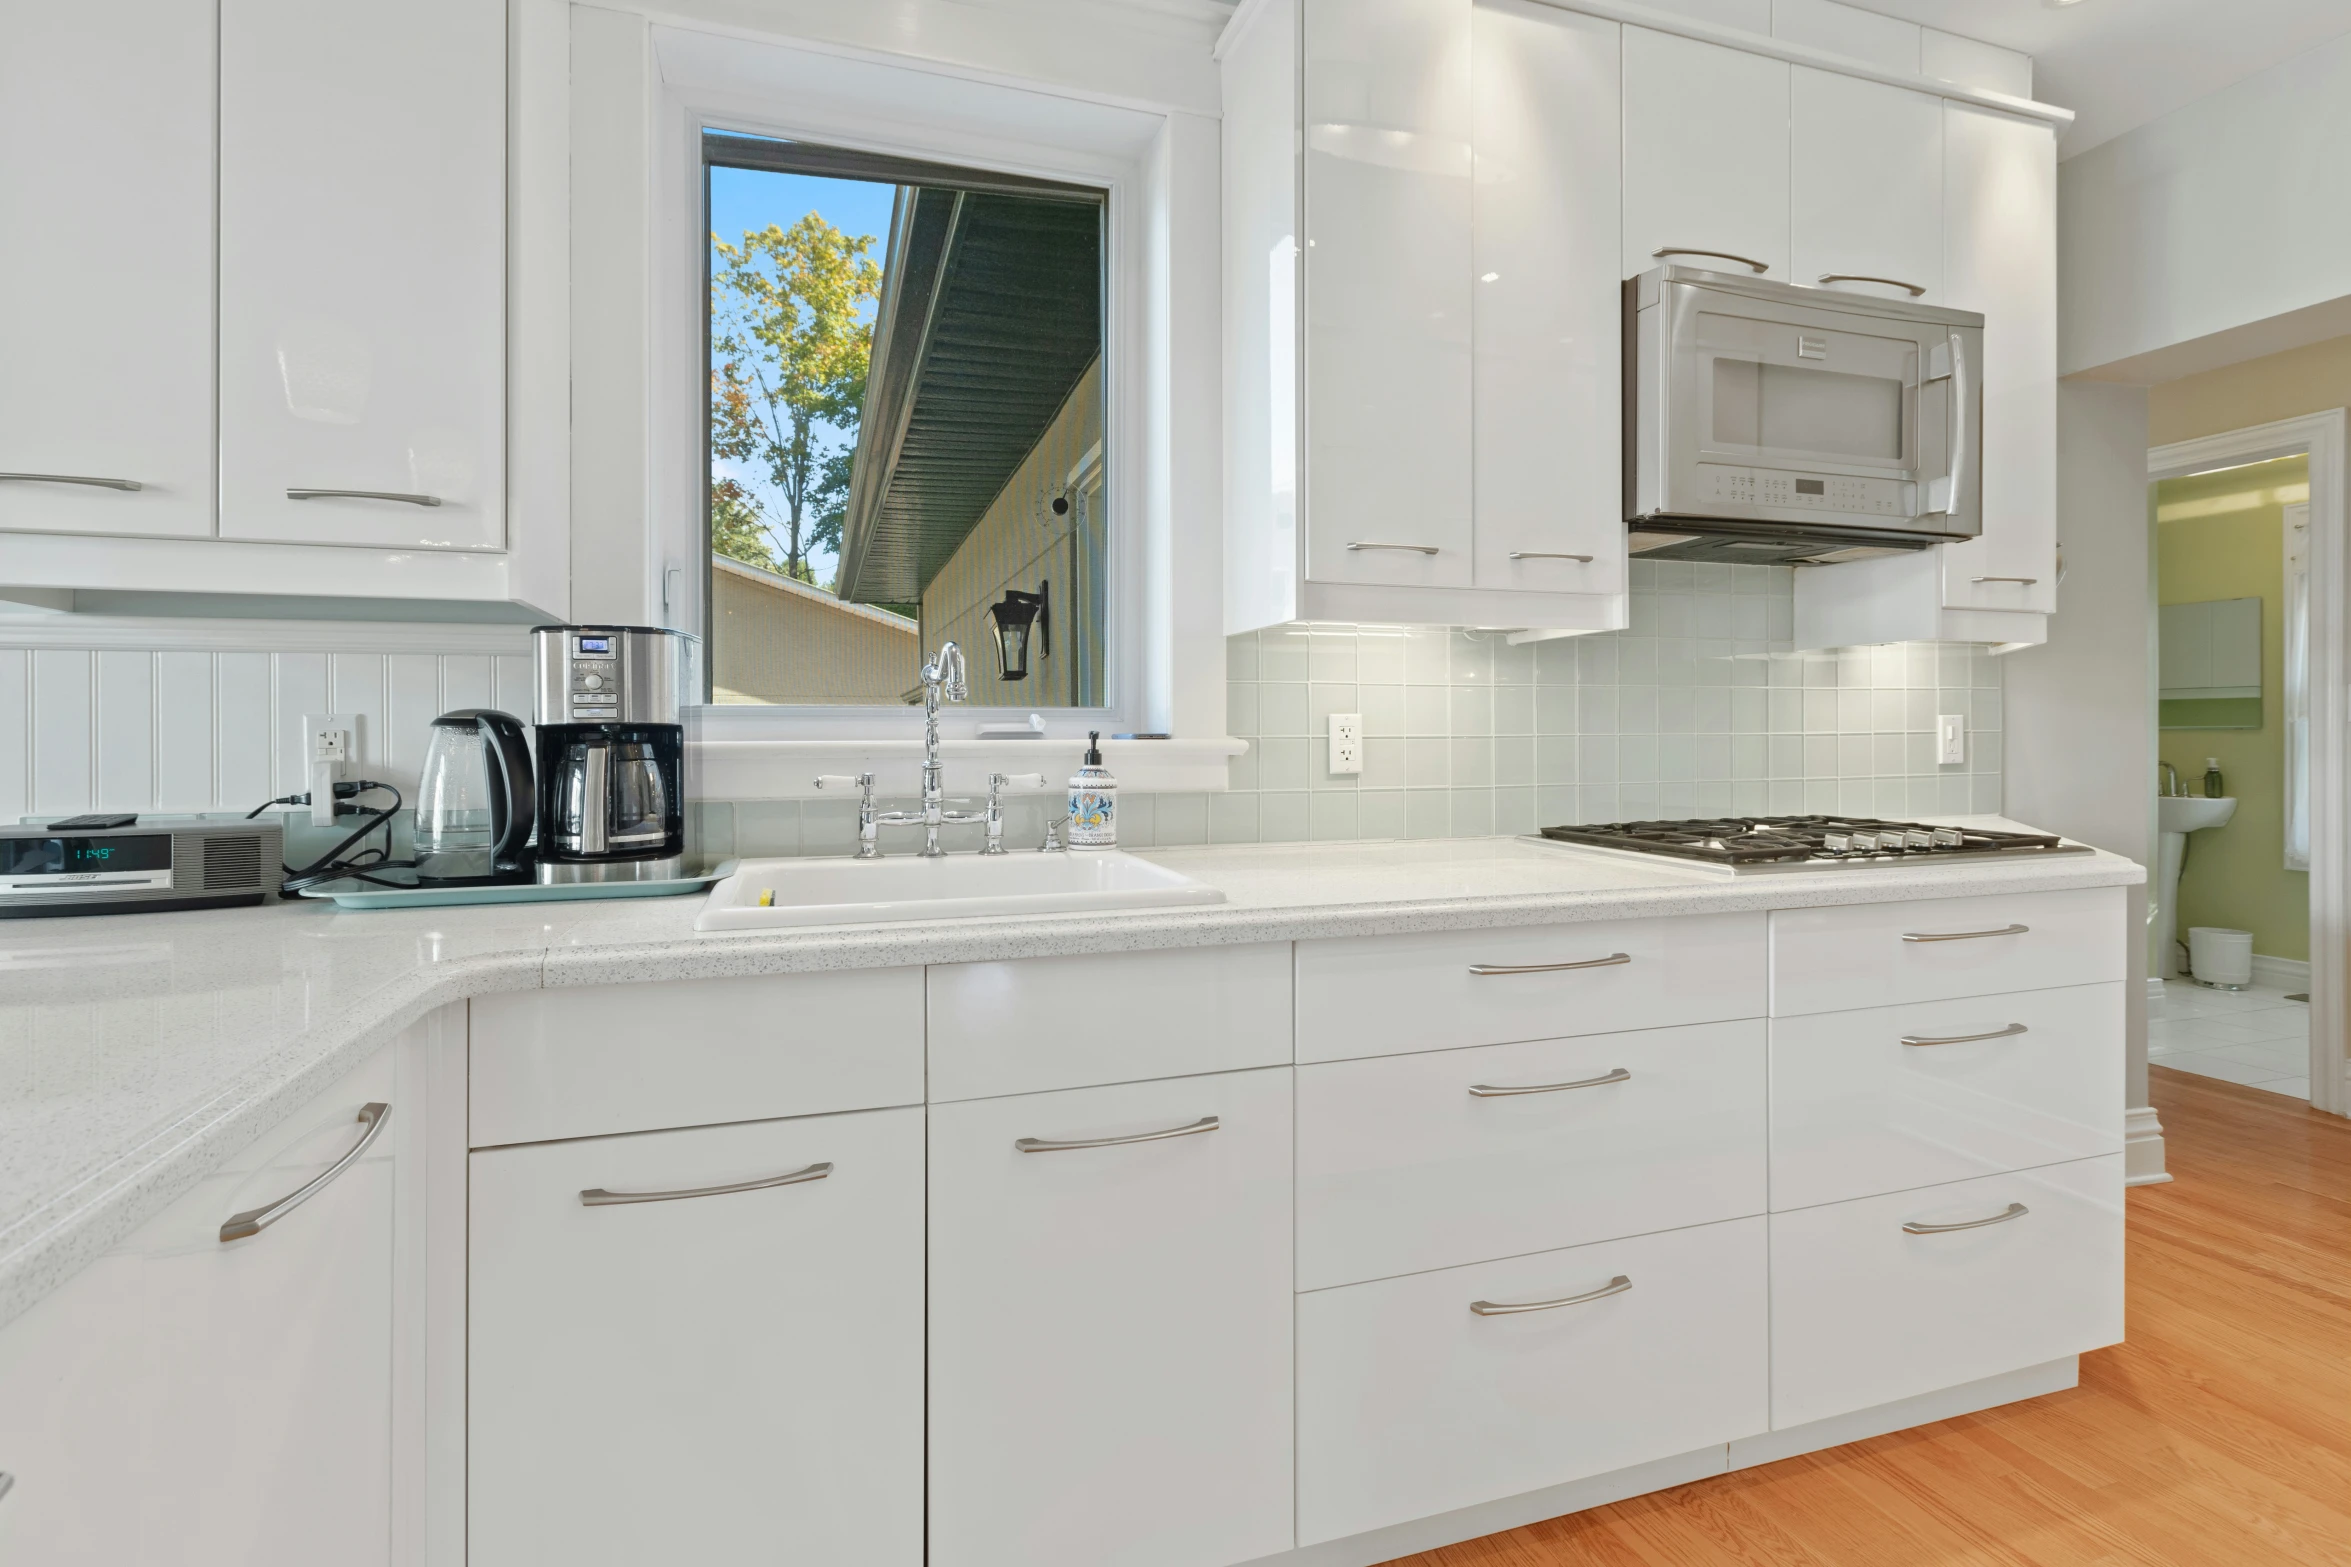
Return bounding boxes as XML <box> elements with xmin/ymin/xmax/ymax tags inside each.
<box><xmin>2251</xmin><ymin>954</ymin><xmax>2311</xmax><ymax>991</ymax></box>
<box><xmin>2124</xmin><ymin>1104</ymin><xmax>2172</xmax><ymax>1185</ymax></box>
<box><xmin>2146</xmin><ymin>975</ymin><xmax>2166</xmax><ymax>1003</ymax></box>
<box><xmin>1237</xmin><ymin>1358</ymin><xmax>2082</xmax><ymax>1567</ymax></box>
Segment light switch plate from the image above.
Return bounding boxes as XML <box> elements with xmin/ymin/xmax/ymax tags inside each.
<box><xmin>1328</xmin><ymin>712</ymin><xmax>1363</xmax><ymax>775</ymax></box>
<box><xmin>1936</xmin><ymin>714</ymin><xmax>1965</xmax><ymax>766</ymax></box>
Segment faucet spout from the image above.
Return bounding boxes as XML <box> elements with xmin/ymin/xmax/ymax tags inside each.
<box><xmin>2157</xmin><ymin>760</ymin><xmax>2181</xmax><ymax>798</ymax></box>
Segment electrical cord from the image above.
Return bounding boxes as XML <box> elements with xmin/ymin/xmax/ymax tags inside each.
<box><xmin>248</xmin><ymin>779</ymin><xmax>417</xmax><ymax>897</ymax></box>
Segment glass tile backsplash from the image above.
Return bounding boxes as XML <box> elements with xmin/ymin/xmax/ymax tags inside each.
<box><xmin>694</xmin><ymin>562</ymin><xmax>2003</xmax><ymax>858</ymax></box>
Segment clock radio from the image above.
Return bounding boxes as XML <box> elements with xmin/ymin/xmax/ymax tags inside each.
<box><xmin>1</xmin><ymin>815</ymin><xmax>282</xmax><ymax>918</ymax></box>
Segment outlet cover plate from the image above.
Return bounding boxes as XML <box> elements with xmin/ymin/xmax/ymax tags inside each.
<box><xmin>1328</xmin><ymin>712</ymin><xmax>1363</xmax><ymax>775</ymax></box>
<box><xmin>1936</xmin><ymin>714</ymin><xmax>1965</xmax><ymax>766</ymax></box>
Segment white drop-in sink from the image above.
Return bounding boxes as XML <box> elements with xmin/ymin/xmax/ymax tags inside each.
<box><xmin>697</xmin><ymin>850</ymin><xmax>1226</xmax><ymax>931</ymax></box>
<box><xmin>2157</xmin><ymin>795</ymin><xmax>2236</xmax><ymax>834</ymax></box>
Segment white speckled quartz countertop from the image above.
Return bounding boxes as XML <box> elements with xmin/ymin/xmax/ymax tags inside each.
<box><xmin>0</xmin><ymin>818</ymin><xmax>2141</xmax><ymax>1332</ymax></box>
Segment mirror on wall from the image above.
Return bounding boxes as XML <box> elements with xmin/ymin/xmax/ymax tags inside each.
<box><xmin>2158</xmin><ymin>596</ymin><xmax>2262</xmax><ymax>729</ymax></box>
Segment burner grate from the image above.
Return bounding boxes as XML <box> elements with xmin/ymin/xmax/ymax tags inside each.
<box><xmin>1538</xmin><ymin>815</ymin><xmax>2072</xmax><ymax>868</ymax></box>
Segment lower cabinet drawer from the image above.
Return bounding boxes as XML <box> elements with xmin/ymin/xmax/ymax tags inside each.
<box><xmin>1297</xmin><ymin>1020</ymin><xmax>1765</xmax><ymax>1289</ymax></box>
<box><xmin>1296</xmin><ymin>1217</ymin><xmax>1768</xmax><ymax>1545</ymax></box>
<box><xmin>1769</xmin><ymin>1155</ymin><xmax>2124</xmax><ymax>1431</ymax></box>
<box><xmin>1770</xmin><ymin>982</ymin><xmax>2124</xmax><ymax>1211</ymax></box>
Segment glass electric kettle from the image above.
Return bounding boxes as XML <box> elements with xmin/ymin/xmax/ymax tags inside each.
<box><xmin>414</xmin><ymin>710</ymin><xmax>535</xmax><ymax>882</ymax></box>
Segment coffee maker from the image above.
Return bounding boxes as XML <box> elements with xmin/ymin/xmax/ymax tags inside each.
<box><xmin>531</xmin><ymin>625</ymin><xmax>687</xmax><ymax>883</ymax></box>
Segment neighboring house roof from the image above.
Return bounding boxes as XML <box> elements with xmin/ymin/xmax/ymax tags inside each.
<box><xmin>711</xmin><ymin>554</ymin><xmax>920</xmax><ymax>630</ymax></box>
<box><xmin>835</xmin><ymin>185</ymin><xmax>1102</xmax><ymax>606</ymax></box>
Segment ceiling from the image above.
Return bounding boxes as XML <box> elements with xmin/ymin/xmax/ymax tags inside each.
<box><xmin>1841</xmin><ymin>0</ymin><xmax>2351</xmax><ymax>155</ymax></box>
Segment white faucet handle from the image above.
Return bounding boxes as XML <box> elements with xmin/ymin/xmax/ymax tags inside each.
<box><xmin>814</xmin><ymin>773</ymin><xmax>872</xmax><ymax>791</ymax></box>
<box><xmin>1003</xmin><ymin>773</ymin><xmax>1047</xmax><ymax>789</ymax></box>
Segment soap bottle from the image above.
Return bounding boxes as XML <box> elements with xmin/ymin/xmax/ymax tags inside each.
<box><xmin>1068</xmin><ymin>731</ymin><xmax>1117</xmax><ymax>851</ymax></box>
<box><xmin>2204</xmin><ymin>758</ymin><xmax>2224</xmax><ymax>799</ymax></box>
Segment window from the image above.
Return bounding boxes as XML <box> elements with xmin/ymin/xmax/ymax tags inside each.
<box><xmin>702</xmin><ymin>132</ymin><xmax>1109</xmax><ymax>708</ymax></box>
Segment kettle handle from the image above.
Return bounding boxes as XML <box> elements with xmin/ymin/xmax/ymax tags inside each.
<box><xmin>475</xmin><ymin>712</ymin><xmax>536</xmax><ymax>871</ymax></box>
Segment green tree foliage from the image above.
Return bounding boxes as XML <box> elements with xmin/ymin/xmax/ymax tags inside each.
<box><xmin>709</xmin><ymin>473</ymin><xmax>780</xmax><ymax>573</ymax></box>
<box><xmin>711</xmin><ymin>213</ymin><xmax>881</xmax><ymax>586</ymax></box>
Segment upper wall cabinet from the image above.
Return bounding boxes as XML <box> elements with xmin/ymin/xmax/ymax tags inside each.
<box><xmin>220</xmin><ymin>0</ymin><xmax>507</xmax><ymax>552</ymax></box>
<box><xmin>1790</xmin><ymin>68</ymin><xmax>1942</xmax><ymax>303</ymax></box>
<box><xmin>1621</xmin><ymin>28</ymin><xmax>1789</xmax><ymax>282</ymax></box>
<box><xmin>0</xmin><ymin>0</ymin><xmax>217</xmax><ymax>539</ymax></box>
<box><xmin>1224</xmin><ymin>0</ymin><xmax>1627</xmax><ymax>634</ymax></box>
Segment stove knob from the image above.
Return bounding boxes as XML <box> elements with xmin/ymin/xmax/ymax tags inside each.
<box><xmin>1931</xmin><ymin>827</ymin><xmax>1966</xmax><ymax>849</ymax></box>
<box><xmin>1824</xmin><ymin>832</ymin><xmax>1853</xmax><ymax>853</ymax></box>
<box><xmin>1904</xmin><ymin>830</ymin><xmax>1934</xmax><ymax>850</ymax></box>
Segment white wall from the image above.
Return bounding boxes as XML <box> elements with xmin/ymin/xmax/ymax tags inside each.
<box><xmin>2059</xmin><ymin>29</ymin><xmax>2351</xmax><ymax>378</ymax></box>
<box><xmin>2004</xmin><ymin>380</ymin><xmax>2153</xmax><ymax>1102</ymax></box>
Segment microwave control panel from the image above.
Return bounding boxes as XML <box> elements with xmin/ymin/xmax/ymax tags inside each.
<box><xmin>1701</xmin><ymin>465</ymin><xmax>1909</xmax><ymax>518</ymax></box>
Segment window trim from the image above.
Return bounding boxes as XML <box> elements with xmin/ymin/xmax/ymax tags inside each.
<box><xmin>648</xmin><ymin>27</ymin><xmax>1183</xmax><ymax>742</ymax></box>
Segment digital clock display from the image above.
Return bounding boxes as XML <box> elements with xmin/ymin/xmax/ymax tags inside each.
<box><xmin>1</xmin><ymin>835</ymin><xmax>173</xmax><ymax>876</ymax></box>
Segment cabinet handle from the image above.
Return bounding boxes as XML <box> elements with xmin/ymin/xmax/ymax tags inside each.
<box><xmin>1902</xmin><ymin>1023</ymin><xmax>2028</xmax><ymax>1047</ymax></box>
<box><xmin>1900</xmin><ymin>923</ymin><xmax>2029</xmax><ymax>943</ymax></box>
<box><xmin>1346</xmin><ymin>541</ymin><xmax>1439</xmax><ymax>555</ymax></box>
<box><xmin>1469</xmin><ymin>1067</ymin><xmax>1630</xmax><ymax>1097</ymax></box>
<box><xmin>579</xmin><ymin>1160</ymin><xmax>832</xmax><ymax>1207</ymax></box>
<box><xmin>1469</xmin><ymin>952</ymin><xmax>1631</xmax><ymax>976</ymax></box>
<box><xmin>1653</xmin><ymin>247</ymin><xmax>1768</xmax><ymax>274</ymax></box>
<box><xmin>1015</xmin><ymin>1115</ymin><xmax>1218</xmax><ymax>1153</ymax></box>
<box><xmin>287</xmin><ymin>488</ymin><xmax>443</xmax><ymax>507</ymax></box>
<box><xmin>1470</xmin><ymin>1274</ymin><xmax>1632</xmax><ymax>1316</ymax></box>
<box><xmin>1508</xmin><ymin>551</ymin><xmax>1594</xmax><ymax>563</ymax></box>
<box><xmin>219</xmin><ymin>1102</ymin><xmax>391</xmax><ymax>1242</ymax></box>
<box><xmin>1903</xmin><ymin>1201</ymin><xmax>2028</xmax><ymax>1235</ymax></box>
<box><xmin>1970</xmin><ymin>576</ymin><xmax>2039</xmax><ymax>586</ymax></box>
<box><xmin>1817</xmin><ymin>273</ymin><xmax>1926</xmax><ymax>297</ymax></box>
<box><xmin>0</xmin><ymin>471</ymin><xmax>143</xmax><ymax>491</ymax></box>
<box><xmin>0</xmin><ymin>1471</ymin><xmax>12</xmax><ymax>1505</ymax></box>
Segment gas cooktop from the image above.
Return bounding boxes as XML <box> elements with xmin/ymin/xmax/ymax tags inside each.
<box><xmin>1535</xmin><ymin>816</ymin><xmax>2090</xmax><ymax>875</ymax></box>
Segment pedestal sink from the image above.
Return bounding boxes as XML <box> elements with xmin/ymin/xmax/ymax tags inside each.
<box><xmin>2154</xmin><ymin>795</ymin><xmax>2236</xmax><ymax>980</ymax></box>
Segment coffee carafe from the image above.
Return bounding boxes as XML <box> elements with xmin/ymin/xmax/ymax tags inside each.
<box><xmin>531</xmin><ymin>625</ymin><xmax>687</xmax><ymax>883</ymax></box>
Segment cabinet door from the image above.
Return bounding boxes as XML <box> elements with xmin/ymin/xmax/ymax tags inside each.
<box><xmin>1790</xmin><ymin>68</ymin><xmax>1942</xmax><ymax>303</ymax></box>
<box><xmin>468</xmin><ymin>1107</ymin><xmax>924</xmax><ymax>1567</ymax></box>
<box><xmin>1471</xmin><ymin>1</ymin><xmax>1624</xmax><ymax>596</ymax></box>
<box><xmin>1304</xmin><ymin>0</ymin><xmax>1474</xmax><ymax>588</ymax></box>
<box><xmin>218</xmin><ymin>0</ymin><xmax>505</xmax><ymax>550</ymax></box>
<box><xmin>0</xmin><ymin>1050</ymin><xmax>395</xmax><ymax>1565</ymax></box>
<box><xmin>930</xmin><ymin>1070</ymin><xmax>1294</xmax><ymax>1567</ymax></box>
<box><xmin>0</xmin><ymin>0</ymin><xmax>214</xmax><ymax>538</ymax></box>
<box><xmin>1938</xmin><ymin>103</ymin><xmax>2056</xmax><ymax>614</ymax></box>
<box><xmin>1622</xmin><ymin>27</ymin><xmax>1790</xmax><ymax>281</ymax></box>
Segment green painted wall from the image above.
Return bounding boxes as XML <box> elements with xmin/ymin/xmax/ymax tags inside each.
<box><xmin>2154</xmin><ymin>455</ymin><xmax>2308</xmax><ymax>962</ymax></box>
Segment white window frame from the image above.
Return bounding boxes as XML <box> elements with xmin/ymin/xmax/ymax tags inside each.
<box><xmin>646</xmin><ymin>24</ymin><xmax>1217</xmax><ymax>749</ymax></box>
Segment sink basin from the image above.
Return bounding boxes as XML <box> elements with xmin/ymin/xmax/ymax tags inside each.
<box><xmin>697</xmin><ymin>850</ymin><xmax>1226</xmax><ymax>931</ymax></box>
<box><xmin>2157</xmin><ymin>795</ymin><xmax>2236</xmax><ymax>833</ymax></box>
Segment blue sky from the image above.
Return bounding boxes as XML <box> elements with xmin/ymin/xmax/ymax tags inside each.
<box><xmin>709</xmin><ymin>165</ymin><xmax>896</xmax><ymax>590</ymax></box>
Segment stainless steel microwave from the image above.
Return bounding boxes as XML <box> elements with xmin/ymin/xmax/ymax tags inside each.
<box><xmin>1624</xmin><ymin>266</ymin><xmax>1984</xmax><ymax>565</ymax></box>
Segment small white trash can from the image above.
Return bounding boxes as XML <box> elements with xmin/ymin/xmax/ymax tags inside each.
<box><xmin>2187</xmin><ymin>926</ymin><xmax>2254</xmax><ymax>990</ymax></box>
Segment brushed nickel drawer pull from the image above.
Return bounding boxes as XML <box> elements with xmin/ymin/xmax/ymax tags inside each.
<box><xmin>1470</xmin><ymin>1067</ymin><xmax>1631</xmax><ymax>1097</ymax></box>
<box><xmin>0</xmin><ymin>471</ymin><xmax>143</xmax><ymax>491</ymax></box>
<box><xmin>1016</xmin><ymin>1115</ymin><xmax>1219</xmax><ymax>1153</ymax></box>
<box><xmin>1508</xmin><ymin>551</ymin><xmax>1594</xmax><ymax>562</ymax></box>
<box><xmin>1970</xmin><ymin>576</ymin><xmax>2038</xmax><ymax>585</ymax></box>
<box><xmin>287</xmin><ymin>487</ymin><xmax>443</xmax><ymax>507</ymax></box>
<box><xmin>1471</xmin><ymin>1274</ymin><xmax>1632</xmax><ymax>1316</ymax></box>
<box><xmin>1901</xmin><ymin>923</ymin><xmax>2029</xmax><ymax>943</ymax></box>
<box><xmin>220</xmin><ymin>1103</ymin><xmax>390</xmax><ymax>1242</ymax></box>
<box><xmin>1470</xmin><ymin>952</ymin><xmax>1631</xmax><ymax>976</ymax></box>
<box><xmin>580</xmin><ymin>1160</ymin><xmax>832</xmax><ymax>1207</ymax></box>
<box><xmin>1902</xmin><ymin>1023</ymin><xmax>2028</xmax><ymax>1047</ymax></box>
<box><xmin>1653</xmin><ymin>247</ymin><xmax>1769</xmax><ymax>274</ymax></box>
<box><xmin>1346</xmin><ymin>541</ymin><xmax>1439</xmax><ymax>555</ymax></box>
<box><xmin>1818</xmin><ymin>273</ymin><xmax>1926</xmax><ymax>297</ymax></box>
<box><xmin>1904</xmin><ymin>1201</ymin><xmax>2028</xmax><ymax>1235</ymax></box>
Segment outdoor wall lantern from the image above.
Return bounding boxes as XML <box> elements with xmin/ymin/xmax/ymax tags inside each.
<box><xmin>987</xmin><ymin>580</ymin><xmax>1051</xmax><ymax>681</ymax></box>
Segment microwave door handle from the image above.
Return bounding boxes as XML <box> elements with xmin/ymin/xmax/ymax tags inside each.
<box><xmin>1927</xmin><ymin>332</ymin><xmax>1969</xmax><ymax>517</ymax></box>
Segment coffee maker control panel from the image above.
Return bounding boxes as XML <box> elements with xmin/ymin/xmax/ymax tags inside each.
<box><xmin>535</xmin><ymin>627</ymin><xmax>683</xmax><ymax>727</ymax></box>
<box><xmin>567</xmin><ymin>633</ymin><xmax>621</xmax><ymax>720</ymax></box>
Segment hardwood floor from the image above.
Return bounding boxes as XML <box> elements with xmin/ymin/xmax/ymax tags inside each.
<box><xmin>1386</xmin><ymin>1067</ymin><xmax>2351</xmax><ymax>1566</ymax></box>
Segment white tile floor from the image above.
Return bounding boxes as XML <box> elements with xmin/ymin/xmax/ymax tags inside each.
<box><xmin>2147</xmin><ymin>978</ymin><xmax>2313</xmax><ymax>1100</ymax></box>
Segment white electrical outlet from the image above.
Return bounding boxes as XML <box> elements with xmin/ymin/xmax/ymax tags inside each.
<box><xmin>303</xmin><ymin>713</ymin><xmax>358</xmax><ymax>827</ymax></box>
<box><xmin>1328</xmin><ymin>712</ymin><xmax>1363</xmax><ymax>775</ymax></box>
<box><xmin>1936</xmin><ymin>713</ymin><xmax>1965</xmax><ymax>766</ymax></box>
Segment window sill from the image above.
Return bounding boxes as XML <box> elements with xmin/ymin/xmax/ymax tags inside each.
<box><xmin>690</xmin><ymin>736</ymin><xmax>1248</xmax><ymax>798</ymax></box>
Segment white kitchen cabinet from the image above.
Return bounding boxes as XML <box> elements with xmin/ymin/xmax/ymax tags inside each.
<box><xmin>0</xmin><ymin>1048</ymin><xmax>400</xmax><ymax>1565</ymax></box>
<box><xmin>1472</xmin><ymin>0</ymin><xmax>1625</xmax><ymax>598</ymax></box>
<box><xmin>1303</xmin><ymin>0</ymin><xmax>1474</xmax><ymax>593</ymax></box>
<box><xmin>1296</xmin><ymin>1217</ymin><xmax>1768</xmax><ymax>1544</ymax></box>
<box><xmin>218</xmin><ymin>0</ymin><xmax>505</xmax><ymax>551</ymax></box>
<box><xmin>1770</xmin><ymin>887</ymin><xmax>2126</xmax><ymax>1018</ymax></box>
<box><xmin>468</xmin><ymin>1106</ymin><xmax>924</xmax><ymax>1566</ymax></box>
<box><xmin>1790</xmin><ymin>68</ymin><xmax>1943</xmax><ymax>303</ymax></box>
<box><xmin>1769</xmin><ymin>1155</ymin><xmax>2124</xmax><ymax>1429</ymax></box>
<box><xmin>929</xmin><ymin>1069</ymin><xmax>1295</xmax><ymax>1567</ymax></box>
<box><xmin>0</xmin><ymin>0</ymin><xmax>215</xmax><ymax>540</ymax></box>
<box><xmin>1621</xmin><ymin>27</ymin><xmax>1790</xmax><ymax>282</ymax></box>
<box><xmin>1937</xmin><ymin>100</ymin><xmax>2058</xmax><ymax>616</ymax></box>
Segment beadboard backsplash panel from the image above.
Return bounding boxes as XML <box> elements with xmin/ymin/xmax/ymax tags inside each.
<box><xmin>0</xmin><ymin>638</ymin><xmax>533</xmax><ymax>821</ymax></box>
